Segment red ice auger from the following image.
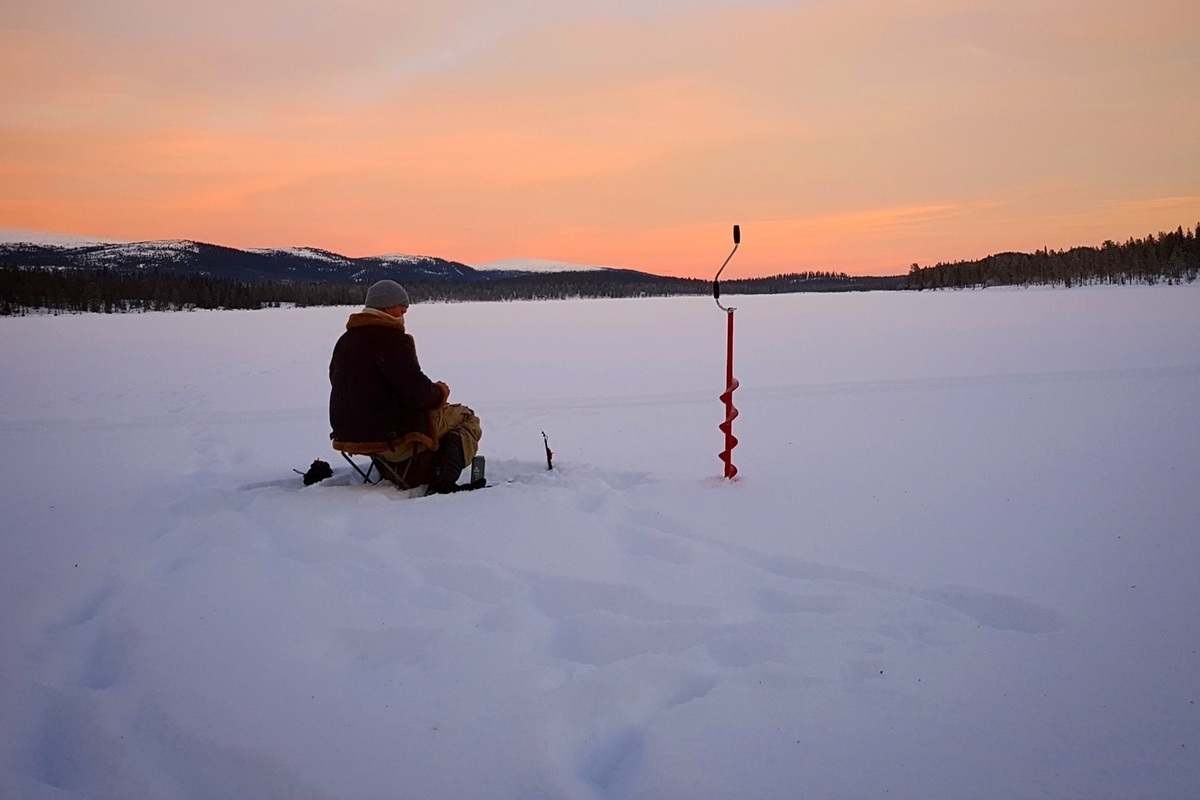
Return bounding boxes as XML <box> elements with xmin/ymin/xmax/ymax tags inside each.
<box><xmin>712</xmin><ymin>225</ymin><xmax>741</xmax><ymax>479</ymax></box>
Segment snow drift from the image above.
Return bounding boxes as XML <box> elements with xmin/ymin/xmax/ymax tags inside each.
<box><xmin>1</xmin><ymin>285</ymin><xmax>1197</xmax><ymax>799</ymax></box>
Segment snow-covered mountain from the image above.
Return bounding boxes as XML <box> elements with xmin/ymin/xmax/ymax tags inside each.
<box><xmin>0</xmin><ymin>230</ymin><xmax>642</xmax><ymax>285</ymax></box>
<box><xmin>0</xmin><ymin>235</ymin><xmax>483</xmax><ymax>284</ymax></box>
<box><xmin>245</xmin><ymin>245</ymin><xmax>347</xmax><ymax>264</ymax></box>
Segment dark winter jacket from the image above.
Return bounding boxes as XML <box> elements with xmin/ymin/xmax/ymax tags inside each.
<box><xmin>329</xmin><ymin>309</ymin><xmax>449</xmax><ymax>447</ymax></box>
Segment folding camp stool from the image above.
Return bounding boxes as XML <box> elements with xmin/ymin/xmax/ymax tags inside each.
<box><xmin>331</xmin><ymin>438</ymin><xmax>432</xmax><ymax>491</ymax></box>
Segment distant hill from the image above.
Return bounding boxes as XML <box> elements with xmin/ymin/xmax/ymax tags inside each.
<box><xmin>907</xmin><ymin>225</ymin><xmax>1200</xmax><ymax>289</ymax></box>
<box><xmin>471</xmin><ymin>257</ymin><xmax>612</xmax><ymax>279</ymax></box>
<box><xmin>0</xmin><ymin>229</ymin><xmax>906</xmax><ymax>314</ymax></box>
<box><xmin>0</xmin><ymin>238</ymin><xmax>485</xmax><ymax>285</ymax></box>
<box><xmin>0</xmin><ymin>232</ymin><xmax>687</xmax><ymax>288</ymax></box>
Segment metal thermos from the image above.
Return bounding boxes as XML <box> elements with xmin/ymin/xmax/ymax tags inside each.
<box><xmin>470</xmin><ymin>455</ymin><xmax>485</xmax><ymax>484</ymax></box>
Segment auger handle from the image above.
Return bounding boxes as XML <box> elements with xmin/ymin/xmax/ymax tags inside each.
<box><xmin>714</xmin><ymin>224</ymin><xmax>740</xmax><ymax>312</ymax></box>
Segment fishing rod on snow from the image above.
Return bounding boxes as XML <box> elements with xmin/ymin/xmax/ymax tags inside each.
<box><xmin>713</xmin><ymin>225</ymin><xmax>741</xmax><ymax>479</ymax></box>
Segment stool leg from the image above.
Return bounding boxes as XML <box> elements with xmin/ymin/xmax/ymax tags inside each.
<box><xmin>373</xmin><ymin>457</ymin><xmax>414</xmax><ymax>489</ymax></box>
<box><xmin>340</xmin><ymin>452</ymin><xmax>376</xmax><ymax>484</ymax></box>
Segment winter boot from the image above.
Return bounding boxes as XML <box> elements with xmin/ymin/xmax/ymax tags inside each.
<box><xmin>428</xmin><ymin>432</ymin><xmax>467</xmax><ymax>494</ymax></box>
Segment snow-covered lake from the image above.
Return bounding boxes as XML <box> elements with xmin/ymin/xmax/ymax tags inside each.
<box><xmin>1</xmin><ymin>285</ymin><xmax>1197</xmax><ymax>799</ymax></box>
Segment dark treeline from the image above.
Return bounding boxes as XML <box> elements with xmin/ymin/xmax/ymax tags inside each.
<box><xmin>408</xmin><ymin>269</ymin><xmax>703</xmax><ymax>303</ymax></box>
<box><xmin>6</xmin><ymin>225</ymin><xmax>1198</xmax><ymax>314</ymax></box>
<box><xmin>1</xmin><ymin>266</ymin><xmax>899</xmax><ymax>314</ymax></box>
<box><xmin>0</xmin><ymin>267</ymin><xmax>363</xmax><ymax>315</ymax></box>
<box><xmin>907</xmin><ymin>225</ymin><xmax>1200</xmax><ymax>289</ymax></box>
<box><xmin>721</xmin><ymin>271</ymin><xmax>903</xmax><ymax>294</ymax></box>
<box><xmin>409</xmin><ymin>269</ymin><xmax>900</xmax><ymax>303</ymax></box>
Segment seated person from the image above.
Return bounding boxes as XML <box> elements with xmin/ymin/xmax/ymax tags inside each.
<box><xmin>329</xmin><ymin>280</ymin><xmax>482</xmax><ymax>493</ymax></box>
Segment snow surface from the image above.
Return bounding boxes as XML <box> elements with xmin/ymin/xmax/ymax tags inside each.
<box><xmin>473</xmin><ymin>257</ymin><xmax>610</xmax><ymax>273</ymax></box>
<box><xmin>1</xmin><ymin>285</ymin><xmax>1198</xmax><ymax>799</ymax></box>
<box><xmin>370</xmin><ymin>253</ymin><xmax>437</xmax><ymax>265</ymax></box>
<box><xmin>245</xmin><ymin>247</ymin><xmax>350</xmax><ymax>263</ymax></box>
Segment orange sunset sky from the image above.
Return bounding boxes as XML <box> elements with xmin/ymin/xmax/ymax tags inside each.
<box><xmin>2</xmin><ymin>0</ymin><xmax>1198</xmax><ymax>278</ymax></box>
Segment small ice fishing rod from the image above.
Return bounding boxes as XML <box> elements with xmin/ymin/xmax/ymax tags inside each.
<box><xmin>714</xmin><ymin>225</ymin><xmax>741</xmax><ymax>479</ymax></box>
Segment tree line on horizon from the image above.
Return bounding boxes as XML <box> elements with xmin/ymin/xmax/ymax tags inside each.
<box><xmin>0</xmin><ymin>269</ymin><xmax>364</xmax><ymax>315</ymax></box>
<box><xmin>906</xmin><ymin>224</ymin><xmax>1200</xmax><ymax>289</ymax></box>
<box><xmin>0</xmin><ymin>265</ymin><xmax>898</xmax><ymax>315</ymax></box>
<box><xmin>2</xmin><ymin>226</ymin><xmax>1196</xmax><ymax>315</ymax></box>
